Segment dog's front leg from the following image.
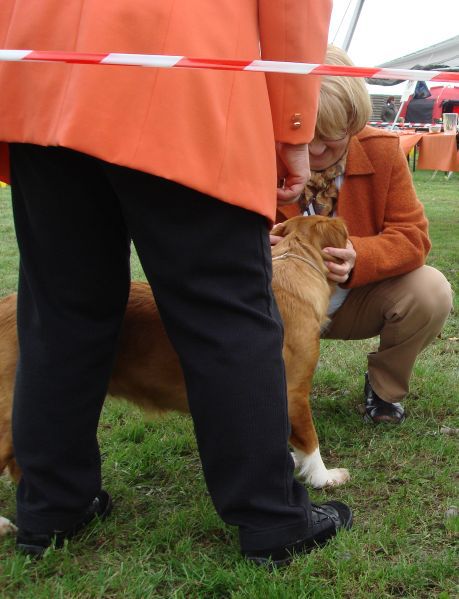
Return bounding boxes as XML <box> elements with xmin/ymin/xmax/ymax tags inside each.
<box><xmin>288</xmin><ymin>384</ymin><xmax>350</xmax><ymax>489</ymax></box>
<box><xmin>292</xmin><ymin>446</ymin><xmax>350</xmax><ymax>489</ymax></box>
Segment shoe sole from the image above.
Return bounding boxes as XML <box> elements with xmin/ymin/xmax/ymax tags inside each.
<box><xmin>364</xmin><ymin>413</ymin><xmax>406</xmax><ymax>425</ymax></box>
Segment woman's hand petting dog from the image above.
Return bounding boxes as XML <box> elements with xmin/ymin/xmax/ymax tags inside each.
<box><xmin>270</xmin><ymin>231</ymin><xmax>283</xmax><ymax>246</ymax></box>
<box><xmin>323</xmin><ymin>240</ymin><xmax>356</xmax><ymax>284</ymax></box>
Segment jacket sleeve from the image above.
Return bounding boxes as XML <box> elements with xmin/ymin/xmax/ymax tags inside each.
<box><xmin>345</xmin><ymin>145</ymin><xmax>431</xmax><ymax>288</ymax></box>
<box><xmin>258</xmin><ymin>0</ymin><xmax>332</xmax><ymax>144</ymax></box>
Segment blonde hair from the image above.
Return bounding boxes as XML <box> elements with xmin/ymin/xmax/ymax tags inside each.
<box><xmin>315</xmin><ymin>45</ymin><xmax>372</xmax><ymax>140</ymax></box>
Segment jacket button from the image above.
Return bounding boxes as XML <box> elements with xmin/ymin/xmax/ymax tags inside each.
<box><xmin>291</xmin><ymin>113</ymin><xmax>302</xmax><ymax>129</ymax></box>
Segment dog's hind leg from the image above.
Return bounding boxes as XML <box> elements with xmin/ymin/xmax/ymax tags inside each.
<box><xmin>0</xmin><ymin>452</ymin><xmax>19</xmax><ymax>536</ymax></box>
<box><xmin>6</xmin><ymin>458</ymin><xmax>21</xmax><ymax>483</ymax></box>
<box><xmin>0</xmin><ymin>415</ymin><xmax>20</xmax><ymax>535</ymax></box>
<box><xmin>0</xmin><ymin>425</ymin><xmax>19</xmax><ymax>480</ymax></box>
<box><xmin>0</xmin><ymin>517</ymin><xmax>17</xmax><ymax>536</ymax></box>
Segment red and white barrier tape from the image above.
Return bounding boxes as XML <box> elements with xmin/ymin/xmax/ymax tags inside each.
<box><xmin>369</xmin><ymin>122</ymin><xmax>437</xmax><ymax>128</ymax></box>
<box><xmin>1</xmin><ymin>50</ymin><xmax>459</xmax><ymax>82</ymax></box>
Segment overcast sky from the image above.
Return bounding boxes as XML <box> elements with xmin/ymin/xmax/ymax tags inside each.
<box><xmin>329</xmin><ymin>0</ymin><xmax>458</xmax><ymax>95</ymax></box>
<box><xmin>329</xmin><ymin>0</ymin><xmax>458</xmax><ymax>66</ymax></box>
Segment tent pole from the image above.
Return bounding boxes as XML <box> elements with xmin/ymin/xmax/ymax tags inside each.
<box><xmin>342</xmin><ymin>0</ymin><xmax>366</xmax><ymax>51</ymax></box>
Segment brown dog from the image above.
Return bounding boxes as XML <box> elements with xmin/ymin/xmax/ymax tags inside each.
<box><xmin>0</xmin><ymin>215</ymin><xmax>350</xmax><ymax>534</ymax></box>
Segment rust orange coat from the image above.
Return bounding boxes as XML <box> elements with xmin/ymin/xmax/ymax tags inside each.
<box><xmin>279</xmin><ymin>127</ymin><xmax>431</xmax><ymax>287</ymax></box>
<box><xmin>0</xmin><ymin>0</ymin><xmax>331</xmax><ymax>222</ymax></box>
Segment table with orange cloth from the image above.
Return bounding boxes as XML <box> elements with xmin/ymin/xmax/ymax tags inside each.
<box><xmin>397</xmin><ymin>131</ymin><xmax>424</xmax><ymax>155</ymax></box>
<box><xmin>397</xmin><ymin>131</ymin><xmax>459</xmax><ymax>171</ymax></box>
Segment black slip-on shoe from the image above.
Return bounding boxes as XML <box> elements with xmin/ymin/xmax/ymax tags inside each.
<box><xmin>243</xmin><ymin>500</ymin><xmax>353</xmax><ymax>568</ymax></box>
<box><xmin>16</xmin><ymin>490</ymin><xmax>112</xmax><ymax>558</ymax></box>
<box><xmin>363</xmin><ymin>372</ymin><xmax>405</xmax><ymax>424</ymax></box>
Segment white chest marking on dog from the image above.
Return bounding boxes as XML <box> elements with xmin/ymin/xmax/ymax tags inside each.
<box><xmin>292</xmin><ymin>447</ymin><xmax>350</xmax><ymax>489</ymax></box>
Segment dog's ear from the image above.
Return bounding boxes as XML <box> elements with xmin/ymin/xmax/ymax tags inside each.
<box><xmin>311</xmin><ymin>217</ymin><xmax>348</xmax><ymax>251</ymax></box>
<box><xmin>306</xmin><ymin>217</ymin><xmax>348</xmax><ymax>265</ymax></box>
<box><xmin>271</xmin><ymin>216</ymin><xmax>304</xmax><ymax>238</ymax></box>
<box><xmin>323</xmin><ymin>217</ymin><xmax>349</xmax><ymax>250</ymax></box>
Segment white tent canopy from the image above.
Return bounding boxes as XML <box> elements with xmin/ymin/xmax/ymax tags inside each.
<box><xmin>367</xmin><ymin>35</ymin><xmax>459</xmax><ymax>96</ymax></box>
<box><xmin>378</xmin><ymin>35</ymin><xmax>459</xmax><ymax>69</ymax></box>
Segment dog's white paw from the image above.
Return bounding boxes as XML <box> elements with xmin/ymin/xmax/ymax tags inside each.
<box><xmin>292</xmin><ymin>447</ymin><xmax>350</xmax><ymax>489</ymax></box>
<box><xmin>310</xmin><ymin>467</ymin><xmax>350</xmax><ymax>489</ymax></box>
<box><xmin>0</xmin><ymin>516</ymin><xmax>17</xmax><ymax>536</ymax></box>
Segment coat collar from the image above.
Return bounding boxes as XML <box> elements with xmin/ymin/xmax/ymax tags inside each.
<box><xmin>344</xmin><ymin>134</ymin><xmax>375</xmax><ymax>176</ymax></box>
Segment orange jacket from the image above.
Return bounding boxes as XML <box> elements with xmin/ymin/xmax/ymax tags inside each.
<box><xmin>0</xmin><ymin>0</ymin><xmax>331</xmax><ymax>222</ymax></box>
<box><xmin>279</xmin><ymin>127</ymin><xmax>431</xmax><ymax>287</ymax></box>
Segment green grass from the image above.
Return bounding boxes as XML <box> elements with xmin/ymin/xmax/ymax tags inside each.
<box><xmin>0</xmin><ymin>172</ymin><xmax>458</xmax><ymax>598</ymax></box>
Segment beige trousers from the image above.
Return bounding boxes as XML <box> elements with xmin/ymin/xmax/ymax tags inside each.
<box><xmin>322</xmin><ymin>266</ymin><xmax>453</xmax><ymax>403</ymax></box>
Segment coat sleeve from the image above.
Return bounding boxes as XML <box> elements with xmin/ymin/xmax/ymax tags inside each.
<box><xmin>258</xmin><ymin>0</ymin><xmax>332</xmax><ymax>144</ymax></box>
<box><xmin>345</xmin><ymin>145</ymin><xmax>431</xmax><ymax>288</ymax></box>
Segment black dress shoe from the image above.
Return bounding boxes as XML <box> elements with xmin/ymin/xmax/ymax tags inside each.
<box><xmin>363</xmin><ymin>372</ymin><xmax>405</xmax><ymax>424</ymax></box>
<box><xmin>243</xmin><ymin>500</ymin><xmax>353</xmax><ymax>567</ymax></box>
<box><xmin>16</xmin><ymin>490</ymin><xmax>113</xmax><ymax>558</ymax></box>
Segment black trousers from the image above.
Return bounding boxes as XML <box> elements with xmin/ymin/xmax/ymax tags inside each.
<box><xmin>10</xmin><ymin>144</ymin><xmax>312</xmax><ymax>552</ymax></box>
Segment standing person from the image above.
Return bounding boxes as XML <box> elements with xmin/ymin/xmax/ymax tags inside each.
<box><xmin>0</xmin><ymin>2</ymin><xmax>352</xmax><ymax>565</ymax></box>
<box><xmin>274</xmin><ymin>46</ymin><xmax>453</xmax><ymax>424</ymax></box>
<box><xmin>380</xmin><ymin>96</ymin><xmax>397</xmax><ymax>123</ymax></box>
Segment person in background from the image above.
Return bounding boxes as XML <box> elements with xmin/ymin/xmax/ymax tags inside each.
<box><xmin>380</xmin><ymin>96</ymin><xmax>397</xmax><ymax>123</ymax></box>
<box><xmin>0</xmin><ymin>1</ymin><xmax>353</xmax><ymax>567</ymax></box>
<box><xmin>274</xmin><ymin>45</ymin><xmax>452</xmax><ymax>425</ymax></box>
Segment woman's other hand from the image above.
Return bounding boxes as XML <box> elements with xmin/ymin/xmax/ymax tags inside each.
<box><xmin>323</xmin><ymin>239</ymin><xmax>356</xmax><ymax>283</ymax></box>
